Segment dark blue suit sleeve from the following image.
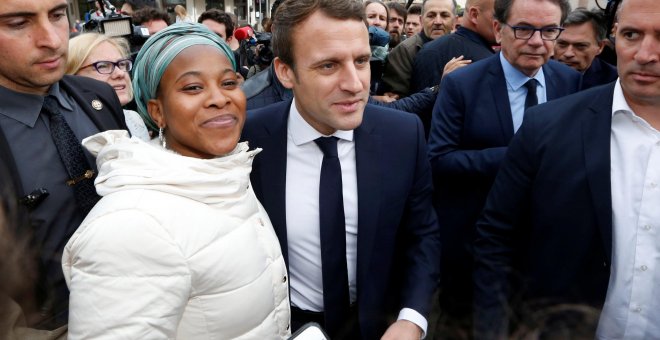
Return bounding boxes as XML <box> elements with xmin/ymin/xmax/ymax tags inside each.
<box><xmin>411</xmin><ymin>48</ymin><xmax>444</xmax><ymax>94</ymax></box>
<box><xmin>472</xmin><ymin>110</ymin><xmax>537</xmax><ymax>339</ymax></box>
<box><xmin>427</xmin><ymin>75</ymin><xmax>507</xmax><ymax>179</ymax></box>
<box><xmin>399</xmin><ymin>115</ymin><xmax>442</xmax><ymax>318</ymax></box>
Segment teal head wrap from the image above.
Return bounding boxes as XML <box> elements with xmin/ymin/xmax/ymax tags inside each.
<box><xmin>132</xmin><ymin>23</ymin><xmax>236</xmax><ymax>132</ymax></box>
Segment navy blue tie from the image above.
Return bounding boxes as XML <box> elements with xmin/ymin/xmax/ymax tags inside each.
<box><xmin>524</xmin><ymin>79</ymin><xmax>538</xmax><ymax>110</ymax></box>
<box><xmin>42</xmin><ymin>96</ymin><xmax>99</xmax><ymax>216</ymax></box>
<box><xmin>314</xmin><ymin>136</ymin><xmax>350</xmax><ymax>335</ymax></box>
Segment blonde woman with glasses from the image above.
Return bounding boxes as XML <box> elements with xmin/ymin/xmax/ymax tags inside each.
<box><xmin>67</xmin><ymin>33</ymin><xmax>150</xmax><ymax>140</ymax></box>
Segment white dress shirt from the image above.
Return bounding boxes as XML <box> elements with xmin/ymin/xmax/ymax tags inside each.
<box><xmin>597</xmin><ymin>80</ymin><xmax>660</xmax><ymax>339</ymax></box>
<box><xmin>285</xmin><ymin>99</ymin><xmax>359</xmax><ymax>311</ymax></box>
<box><xmin>284</xmin><ymin>99</ymin><xmax>428</xmax><ymax>336</ymax></box>
<box><xmin>499</xmin><ymin>53</ymin><xmax>547</xmax><ymax>132</ymax></box>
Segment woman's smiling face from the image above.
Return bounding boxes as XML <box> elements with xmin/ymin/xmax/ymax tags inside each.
<box><xmin>148</xmin><ymin>45</ymin><xmax>246</xmax><ymax>159</ymax></box>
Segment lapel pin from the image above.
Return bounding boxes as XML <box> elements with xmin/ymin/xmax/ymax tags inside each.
<box><xmin>91</xmin><ymin>99</ymin><xmax>103</xmax><ymax>111</ymax></box>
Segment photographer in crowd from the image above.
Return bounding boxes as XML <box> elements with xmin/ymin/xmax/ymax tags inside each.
<box><xmin>131</xmin><ymin>6</ymin><xmax>170</xmax><ymax>35</ymax></box>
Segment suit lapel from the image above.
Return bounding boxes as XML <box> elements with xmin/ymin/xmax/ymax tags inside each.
<box><xmin>543</xmin><ymin>63</ymin><xmax>561</xmax><ymax>100</ymax></box>
<box><xmin>60</xmin><ymin>76</ymin><xmax>123</xmax><ymax>130</ymax></box>
<box><xmin>255</xmin><ymin>105</ymin><xmax>290</xmax><ymax>262</ymax></box>
<box><xmin>488</xmin><ymin>56</ymin><xmax>514</xmax><ymax>141</ymax></box>
<box><xmin>582</xmin><ymin>84</ymin><xmax>615</xmax><ymax>261</ymax></box>
<box><xmin>354</xmin><ymin>107</ymin><xmax>382</xmax><ymax>288</ymax></box>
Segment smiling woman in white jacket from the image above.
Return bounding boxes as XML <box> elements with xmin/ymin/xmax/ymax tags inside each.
<box><xmin>61</xmin><ymin>23</ymin><xmax>290</xmax><ymax>339</ymax></box>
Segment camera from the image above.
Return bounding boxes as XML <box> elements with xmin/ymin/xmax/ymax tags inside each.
<box><xmin>83</xmin><ymin>0</ymin><xmax>150</xmax><ymax>54</ymax></box>
<box><xmin>249</xmin><ymin>32</ymin><xmax>274</xmax><ymax>66</ymax></box>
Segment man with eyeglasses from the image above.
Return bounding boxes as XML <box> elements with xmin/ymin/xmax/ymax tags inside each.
<box><xmin>0</xmin><ymin>0</ymin><xmax>126</xmax><ymax>332</ymax></box>
<box><xmin>426</xmin><ymin>0</ymin><xmax>580</xmax><ymax>335</ymax></box>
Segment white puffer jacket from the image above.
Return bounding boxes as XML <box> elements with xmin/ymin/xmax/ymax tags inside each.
<box><xmin>62</xmin><ymin>131</ymin><xmax>290</xmax><ymax>339</ymax></box>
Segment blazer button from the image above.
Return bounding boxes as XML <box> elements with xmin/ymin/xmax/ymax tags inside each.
<box><xmin>282</xmin><ymin>276</ymin><xmax>287</xmax><ymax>283</ymax></box>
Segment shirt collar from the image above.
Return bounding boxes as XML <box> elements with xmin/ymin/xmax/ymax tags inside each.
<box><xmin>612</xmin><ymin>79</ymin><xmax>633</xmax><ymax>117</ymax></box>
<box><xmin>288</xmin><ymin>97</ymin><xmax>354</xmax><ymax>146</ymax></box>
<box><xmin>455</xmin><ymin>26</ymin><xmax>494</xmax><ymax>52</ymax></box>
<box><xmin>419</xmin><ymin>30</ymin><xmax>432</xmax><ymax>44</ymax></box>
<box><xmin>499</xmin><ymin>52</ymin><xmax>546</xmax><ymax>91</ymax></box>
<box><xmin>0</xmin><ymin>82</ymin><xmax>73</xmax><ymax>128</ymax></box>
<box><xmin>48</xmin><ymin>82</ymin><xmax>74</xmax><ymax>112</ymax></box>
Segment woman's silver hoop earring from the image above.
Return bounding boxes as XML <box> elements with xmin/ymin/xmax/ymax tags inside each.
<box><xmin>159</xmin><ymin>127</ymin><xmax>166</xmax><ymax>149</ymax></box>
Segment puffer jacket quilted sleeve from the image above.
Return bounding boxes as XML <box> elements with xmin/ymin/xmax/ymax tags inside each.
<box><xmin>61</xmin><ymin>131</ymin><xmax>291</xmax><ymax>340</ymax></box>
<box><xmin>64</xmin><ymin>209</ymin><xmax>191</xmax><ymax>339</ymax></box>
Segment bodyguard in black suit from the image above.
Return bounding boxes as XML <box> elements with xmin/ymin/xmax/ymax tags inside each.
<box><xmin>427</xmin><ymin>0</ymin><xmax>579</xmax><ymax>329</ymax></box>
<box><xmin>0</xmin><ymin>0</ymin><xmax>126</xmax><ymax>329</ymax></box>
<box><xmin>242</xmin><ymin>0</ymin><xmax>441</xmax><ymax>339</ymax></box>
<box><xmin>474</xmin><ymin>0</ymin><xmax>660</xmax><ymax>337</ymax></box>
<box><xmin>410</xmin><ymin>0</ymin><xmax>497</xmax><ymax>94</ymax></box>
<box><xmin>581</xmin><ymin>54</ymin><xmax>618</xmax><ymax>89</ymax></box>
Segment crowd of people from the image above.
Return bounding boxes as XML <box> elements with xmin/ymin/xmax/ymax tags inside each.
<box><xmin>0</xmin><ymin>0</ymin><xmax>658</xmax><ymax>339</ymax></box>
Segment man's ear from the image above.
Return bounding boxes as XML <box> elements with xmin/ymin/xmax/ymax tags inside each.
<box><xmin>597</xmin><ymin>39</ymin><xmax>607</xmax><ymax>55</ymax></box>
<box><xmin>467</xmin><ymin>6</ymin><xmax>480</xmax><ymax>27</ymax></box>
<box><xmin>493</xmin><ymin>20</ymin><xmax>503</xmax><ymax>44</ymax></box>
<box><xmin>273</xmin><ymin>57</ymin><xmax>296</xmax><ymax>89</ymax></box>
<box><xmin>147</xmin><ymin>99</ymin><xmax>165</xmax><ymax>128</ymax></box>
<box><xmin>226</xmin><ymin>35</ymin><xmax>234</xmax><ymax>44</ymax></box>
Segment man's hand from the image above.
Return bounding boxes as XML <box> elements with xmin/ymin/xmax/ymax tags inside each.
<box><xmin>381</xmin><ymin>320</ymin><xmax>422</xmax><ymax>340</ymax></box>
<box><xmin>372</xmin><ymin>94</ymin><xmax>397</xmax><ymax>103</ymax></box>
<box><xmin>383</xmin><ymin>92</ymin><xmax>401</xmax><ymax>100</ymax></box>
<box><xmin>442</xmin><ymin>55</ymin><xmax>472</xmax><ymax>78</ymax></box>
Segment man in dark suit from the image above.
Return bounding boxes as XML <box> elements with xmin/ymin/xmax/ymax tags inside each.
<box><xmin>427</xmin><ymin>0</ymin><xmax>579</xmax><ymax>331</ymax></box>
<box><xmin>410</xmin><ymin>0</ymin><xmax>496</xmax><ymax>93</ymax></box>
<box><xmin>241</xmin><ymin>0</ymin><xmax>441</xmax><ymax>339</ymax></box>
<box><xmin>380</xmin><ymin>0</ymin><xmax>456</xmax><ymax>98</ymax></box>
<box><xmin>0</xmin><ymin>0</ymin><xmax>126</xmax><ymax>330</ymax></box>
<box><xmin>554</xmin><ymin>8</ymin><xmax>618</xmax><ymax>89</ymax></box>
<box><xmin>474</xmin><ymin>0</ymin><xmax>660</xmax><ymax>338</ymax></box>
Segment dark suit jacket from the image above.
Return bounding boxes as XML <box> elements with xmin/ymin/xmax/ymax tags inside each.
<box><xmin>473</xmin><ymin>84</ymin><xmax>614</xmax><ymax>337</ymax></box>
<box><xmin>426</xmin><ymin>54</ymin><xmax>581</xmax><ymax>310</ymax></box>
<box><xmin>581</xmin><ymin>57</ymin><xmax>618</xmax><ymax>90</ymax></box>
<box><xmin>1</xmin><ymin>75</ymin><xmax>127</xmax><ymax>200</ymax></box>
<box><xmin>242</xmin><ymin>101</ymin><xmax>441</xmax><ymax>339</ymax></box>
<box><xmin>411</xmin><ymin>26</ymin><xmax>495</xmax><ymax>94</ymax></box>
<box><xmin>0</xmin><ymin>75</ymin><xmax>127</xmax><ymax>327</ymax></box>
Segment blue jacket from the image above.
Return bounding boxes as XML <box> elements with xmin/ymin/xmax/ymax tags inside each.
<box><xmin>242</xmin><ymin>101</ymin><xmax>441</xmax><ymax>339</ymax></box>
<box><xmin>474</xmin><ymin>83</ymin><xmax>615</xmax><ymax>338</ymax></box>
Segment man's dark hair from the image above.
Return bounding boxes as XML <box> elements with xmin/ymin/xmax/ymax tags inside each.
<box><xmin>131</xmin><ymin>7</ymin><xmax>172</xmax><ymax>26</ymax></box>
<box><xmin>272</xmin><ymin>0</ymin><xmax>365</xmax><ymax>69</ymax></box>
<box><xmin>227</xmin><ymin>12</ymin><xmax>238</xmax><ymax>27</ymax></box>
<box><xmin>563</xmin><ymin>7</ymin><xmax>607</xmax><ymax>41</ymax></box>
<box><xmin>386</xmin><ymin>1</ymin><xmax>407</xmax><ymax>22</ymax></box>
<box><xmin>494</xmin><ymin>0</ymin><xmax>571</xmax><ymax>25</ymax></box>
<box><xmin>119</xmin><ymin>0</ymin><xmax>138</xmax><ymax>9</ymax></box>
<box><xmin>407</xmin><ymin>4</ymin><xmax>422</xmax><ymax>16</ymax></box>
<box><xmin>198</xmin><ymin>9</ymin><xmax>235</xmax><ymax>38</ymax></box>
<box><xmin>271</xmin><ymin>0</ymin><xmax>284</xmax><ymax>17</ymax></box>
